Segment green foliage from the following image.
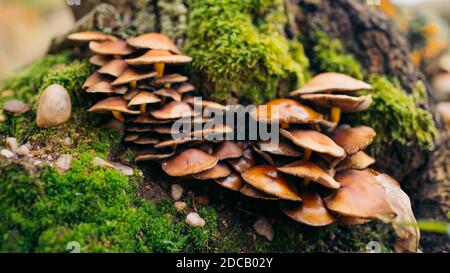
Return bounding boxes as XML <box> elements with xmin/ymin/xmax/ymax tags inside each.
<box><xmin>348</xmin><ymin>75</ymin><xmax>437</xmax><ymax>151</ymax></box>
<box><xmin>185</xmin><ymin>0</ymin><xmax>309</xmax><ymax>103</ymax></box>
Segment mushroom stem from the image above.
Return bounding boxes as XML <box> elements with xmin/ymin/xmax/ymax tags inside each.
<box><xmin>281</xmin><ymin>122</ymin><xmax>289</xmax><ymax>129</ymax></box>
<box><xmin>130</xmin><ymin>81</ymin><xmax>137</xmax><ymax>89</ymax></box>
<box><xmin>303</xmin><ymin>149</ymin><xmax>312</xmax><ymax>162</ymax></box>
<box><xmin>164</xmin><ymin>83</ymin><xmax>172</xmax><ymax>89</ymax></box>
<box><xmin>155</xmin><ymin>63</ymin><xmax>165</xmax><ymax>78</ymax></box>
<box><xmin>140</xmin><ymin>104</ymin><xmax>146</xmax><ymax>114</ymax></box>
<box><xmin>330</xmin><ymin>107</ymin><xmax>341</xmax><ymax>124</ymax></box>
<box><xmin>112</xmin><ymin>111</ymin><xmax>125</xmax><ymax>122</ymax></box>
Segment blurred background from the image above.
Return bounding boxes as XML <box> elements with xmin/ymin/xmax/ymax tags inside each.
<box><xmin>0</xmin><ymin>0</ymin><xmax>449</xmax><ymax>103</ymax></box>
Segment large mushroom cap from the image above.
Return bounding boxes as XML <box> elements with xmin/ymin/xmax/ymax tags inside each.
<box><xmin>290</xmin><ymin>72</ymin><xmax>372</xmax><ymax>96</ymax></box>
<box><xmin>324</xmin><ymin>169</ymin><xmax>393</xmax><ymax>219</ymax></box>
<box><xmin>193</xmin><ymin>163</ymin><xmax>232</xmax><ymax>180</ymax></box>
<box><xmin>162</xmin><ymin>148</ymin><xmax>218</xmax><ymax>177</ymax></box>
<box><xmin>281</xmin><ymin>129</ymin><xmax>345</xmax><ymax>158</ymax></box>
<box><xmin>278</xmin><ymin>160</ymin><xmax>340</xmax><ymax>189</ymax></box>
<box><xmin>151</xmin><ymin>101</ymin><xmax>196</xmax><ymax>120</ymax></box>
<box><xmin>228</xmin><ymin>148</ymin><xmax>256</xmax><ymax>173</ymax></box>
<box><xmin>89</xmin><ymin>40</ymin><xmax>135</xmax><ymax>56</ymax></box>
<box><xmin>152</xmin><ymin>73</ymin><xmax>188</xmax><ymax>85</ymax></box>
<box><xmin>214</xmin><ymin>141</ymin><xmax>244</xmax><ymax>160</ymax></box>
<box><xmin>300</xmin><ymin>94</ymin><xmax>373</xmax><ymax>113</ymax></box>
<box><xmin>252</xmin><ymin>98</ymin><xmax>323</xmax><ymax>124</ymax></box>
<box><xmin>216</xmin><ymin>171</ymin><xmax>245</xmax><ymax>191</ymax></box>
<box><xmin>239</xmin><ymin>184</ymin><xmax>280</xmax><ymax>200</ymax></box>
<box><xmin>111</xmin><ymin>68</ymin><xmax>157</xmax><ymax>86</ymax></box>
<box><xmin>257</xmin><ymin>140</ymin><xmax>302</xmax><ymax>157</ymax></box>
<box><xmin>330</xmin><ymin>125</ymin><xmax>376</xmax><ymax>156</ymax></box>
<box><xmin>242</xmin><ymin>165</ymin><xmax>301</xmax><ymax>201</ymax></box>
<box><xmin>126</xmin><ymin>32</ymin><xmax>182</xmax><ymax>54</ymax></box>
<box><xmin>68</xmin><ymin>31</ymin><xmax>117</xmax><ymax>42</ymax></box>
<box><xmin>153</xmin><ymin>88</ymin><xmax>182</xmax><ymax>102</ymax></box>
<box><xmin>125</xmin><ymin>49</ymin><xmax>192</xmax><ymax>66</ymax></box>
<box><xmin>281</xmin><ymin>191</ymin><xmax>336</xmax><ymax>226</ymax></box>
<box><xmin>98</xmin><ymin>59</ymin><xmax>128</xmax><ymax>77</ymax></box>
<box><xmin>88</xmin><ymin>97</ymin><xmax>140</xmax><ymax>114</ymax></box>
<box><xmin>128</xmin><ymin>91</ymin><xmax>161</xmax><ymax>106</ymax></box>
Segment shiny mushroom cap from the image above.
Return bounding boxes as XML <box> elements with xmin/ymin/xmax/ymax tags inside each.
<box><xmin>177</xmin><ymin>83</ymin><xmax>196</xmax><ymax>94</ymax></box>
<box><xmin>239</xmin><ymin>184</ymin><xmax>280</xmax><ymax>200</ymax></box>
<box><xmin>89</xmin><ymin>55</ymin><xmax>113</xmax><ymax>66</ymax></box>
<box><xmin>87</xmin><ymin>81</ymin><xmax>128</xmax><ymax>95</ymax></box>
<box><xmin>98</xmin><ymin>59</ymin><xmax>128</xmax><ymax>77</ymax></box>
<box><xmin>324</xmin><ymin>169</ymin><xmax>393</xmax><ymax>219</ymax></box>
<box><xmin>128</xmin><ymin>91</ymin><xmax>161</xmax><ymax>106</ymax></box>
<box><xmin>134</xmin><ymin>147</ymin><xmax>175</xmax><ymax>162</ymax></box>
<box><xmin>89</xmin><ymin>40</ymin><xmax>135</xmax><ymax>56</ymax></box>
<box><xmin>152</xmin><ymin>73</ymin><xmax>188</xmax><ymax>85</ymax></box>
<box><xmin>88</xmin><ymin>96</ymin><xmax>140</xmax><ymax>114</ymax></box>
<box><xmin>216</xmin><ymin>171</ymin><xmax>245</xmax><ymax>191</ymax></box>
<box><xmin>123</xmin><ymin>89</ymin><xmax>140</xmax><ymax>101</ymax></box>
<box><xmin>338</xmin><ymin>151</ymin><xmax>376</xmax><ymax>171</ymax></box>
<box><xmin>68</xmin><ymin>31</ymin><xmax>117</xmax><ymax>42</ymax></box>
<box><xmin>214</xmin><ymin>141</ymin><xmax>244</xmax><ymax>160</ymax></box>
<box><xmin>193</xmin><ymin>163</ymin><xmax>232</xmax><ymax>180</ymax></box>
<box><xmin>252</xmin><ymin>98</ymin><xmax>323</xmax><ymax>124</ymax></box>
<box><xmin>151</xmin><ymin>101</ymin><xmax>196</xmax><ymax>120</ymax></box>
<box><xmin>153</xmin><ymin>88</ymin><xmax>182</xmax><ymax>102</ymax></box>
<box><xmin>126</xmin><ymin>32</ymin><xmax>181</xmax><ymax>54</ymax></box>
<box><xmin>281</xmin><ymin>191</ymin><xmax>336</xmax><ymax>226</ymax></box>
<box><xmin>281</xmin><ymin>129</ymin><xmax>345</xmax><ymax>158</ymax></box>
<box><xmin>153</xmin><ymin>137</ymin><xmax>197</xmax><ymax>148</ymax></box>
<box><xmin>277</xmin><ymin>160</ymin><xmax>341</xmax><ymax>189</ymax></box>
<box><xmin>83</xmin><ymin>72</ymin><xmax>109</xmax><ymax>89</ymax></box>
<box><xmin>242</xmin><ymin>165</ymin><xmax>301</xmax><ymax>201</ymax></box>
<box><xmin>330</xmin><ymin>125</ymin><xmax>376</xmax><ymax>156</ymax></box>
<box><xmin>300</xmin><ymin>94</ymin><xmax>373</xmax><ymax>113</ymax></box>
<box><xmin>111</xmin><ymin>68</ymin><xmax>157</xmax><ymax>86</ymax></box>
<box><xmin>290</xmin><ymin>72</ymin><xmax>372</xmax><ymax>96</ymax></box>
<box><xmin>228</xmin><ymin>148</ymin><xmax>256</xmax><ymax>173</ymax></box>
<box><xmin>257</xmin><ymin>140</ymin><xmax>302</xmax><ymax>157</ymax></box>
<box><xmin>162</xmin><ymin>148</ymin><xmax>218</xmax><ymax>177</ymax></box>
<box><xmin>125</xmin><ymin>49</ymin><xmax>192</xmax><ymax>66</ymax></box>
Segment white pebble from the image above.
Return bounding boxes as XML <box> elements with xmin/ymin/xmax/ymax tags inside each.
<box><xmin>5</xmin><ymin>137</ymin><xmax>18</xmax><ymax>153</ymax></box>
<box><xmin>171</xmin><ymin>184</ymin><xmax>184</xmax><ymax>201</ymax></box>
<box><xmin>16</xmin><ymin>145</ymin><xmax>30</xmax><ymax>157</ymax></box>
<box><xmin>1</xmin><ymin>149</ymin><xmax>14</xmax><ymax>159</ymax></box>
<box><xmin>186</xmin><ymin>212</ymin><xmax>206</xmax><ymax>228</ymax></box>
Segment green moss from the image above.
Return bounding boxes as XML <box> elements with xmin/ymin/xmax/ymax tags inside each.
<box><xmin>185</xmin><ymin>0</ymin><xmax>309</xmax><ymax>103</ymax></box>
<box><xmin>347</xmin><ymin>75</ymin><xmax>437</xmax><ymax>151</ymax></box>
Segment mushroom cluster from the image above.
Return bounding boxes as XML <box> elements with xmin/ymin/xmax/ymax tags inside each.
<box><xmin>71</xmin><ymin>31</ymin><xmax>419</xmax><ymax>252</ymax></box>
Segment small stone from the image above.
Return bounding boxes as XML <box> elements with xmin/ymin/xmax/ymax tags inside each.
<box><xmin>55</xmin><ymin>154</ymin><xmax>72</xmax><ymax>174</ymax></box>
<box><xmin>36</xmin><ymin>84</ymin><xmax>72</xmax><ymax>128</ymax></box>
<box><xmin>3</xmin><ymin>99</ymin><xmax>30</xmax><ymax>115</ymax></box>
<box><xmin>63</xmin><ymin>137</ymin><xmax>73</xmax><ymax>147</ymax></box>
<box><xmin>110</xmin><ymin>162</ymin><xmax>134</xmax><ymax>176</ymax></box>
<box><xmin>0</xmin><ymin>114</ymin><xmax>5</xmax><ymax>122</ymax></box>
<box><xmin>33</xmin><ymin>160</ymin><xmax>43</xmax><ymax>166</ymax></box>
<box><xmin>171</xmin><ymin>184</ymin><xmax>184</xmax><ymax>201</ymax></box>
<box><xmin>253</xmin><ymin>217</ymin><xmax>273</xmax><ymax>241</ymax></box>
<box><xmin>25</xmin><ymin>143</ymin><xmax>32</xmax><ymax>150</ymax></box>
<box><xmin>1</xmin><ymin>149</ymin><xmax>14</xmax><ymax>159</ymax></box>
<box><xmin>16</xmin><ymin>145</ymin><xmax>30</xmax><ymax>157</ymax></box>
<box><xmin>186</xmin><ymin>212</ymin><xmax>206</xmax><ymax>228</ymax></box>
<box><xmin>92</xmin><ymin>156</ymin><xmax>114</xmax><ymax>169</ymax></box>
<box><xmin>5</xmin><ymin>137</ymin><xmax>19</xmax><ymax>153</ymax></box>
<box><xmin>47</xmin><ymin>155</ymin><xmax>53</xmax><ymax>161</ymax></box>
<box><xmin>174</xmin><ymin>201</ymin><xmax>187</xmax><ymax>212</ymax></box>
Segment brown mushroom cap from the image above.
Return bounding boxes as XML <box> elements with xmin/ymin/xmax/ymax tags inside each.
<box><xmin>257</xmin><ymin>140</ymin><xmax>302</xmax><ymax>157</ymax></box>
<box><xmin>133</xmin><ymin>135</ymin><xmax>160</xmax><ymax>145</ymax></box>
<box><xmin>88</xmin><ymin>97</ymin><xmax>140</xmax><ymax>114</ymax></box>
<box><xmin>130</xmin><ymin>114</ymin><xmax>172</xmax><ymax>124</ymax></box>
<box><xmin>152</xmin><ymin>73</ymin><xmax>188</xmax><ymax>85</ymax></box>
<box><xmin>126</xmin><ymin>32</ymin><xmax>182</xmax><ymax>54</ymax></box>
<box><xmin>184</xmin><ymin>96</ymin><xmax>228</xmax><ymax>111</ymax></box>
<box><xmin>134</xmin><ymin>147</ymin><xmax>175</xmax><ymax>162</ymax></box>
<box><xmin>89</xmin><ymin>55</ymin><xmax>113</xmax><ymax>66</ymax></box>
<box><xmin>338</xmin><ymin>151</ymin><xmax>376</xmax><ymax>171</ymax></box>
<box><xmin>214</xmin><ymin>141</ymin><xmax>244</xmax><ymax>160</ymax></box>
<box><xmin>228</xmin><ymin>148</ymin><xmax>256</xmax><ymax>173</ymax></box>
<box><xmin>290</xmin><ymin>72</ymin><xmax>372</xmax><ymax>96</ymax></box>
<box><xmin>252</xmin><ymin>98</ymin><xmax>323</xmax><ymax>124</ymax></box>
<box><xmin>216</xmin><ymin>171</ymin><xmax>245</xmax><ymax>191</ymax></box>
<box><xmin>277</xmin><ymin>160</ymin><xmax>341</xmax><ymax>189</ymax></box>
<box><xmin>242</xmin><ymin>165</ymin><xmax>301</xmax><ymax>201</ymax></box>
<box><xmin>83</xmin><ymin>72</ymin><xmax>110</xmax><ymax>89</ymax></box>
<box><xmin>111</xmin><ymin>68</ymin><xmax>157</xmax><ymax>86</ymax></box>
<box><xmin>153</xmin><ymin>88</ymin><xmax>182</xmax><ymax>102</ymax></box>
<box><xmin>239</xmin><ymin>183</ymin><xmax>280</xmax><ymax>200</ymax></box>
<box><xmin>124</xmin><ymin>133</ymin><xmax>140</xmax><ymax>142</ymax></box>
<box><xmin>128</xmin><ymin>91</ymin><xmax>161</xmax><ymax>106</ymax></box>
<box><xmin>89</xmin><ymin>40</ymin><xmax>135</xmax><ymax>56</ymax></box>
<box><xmin>151</xmin><ymin>101</ymin><xmax>196</xmax><ymax>120</ymax></box>
<box><xmin>437</xmin><ymin>102</ymin><xmax>450</xmax><ymax>127</ymax></box>
<box><xmin>68</xmin><ymin>31</ymin><xmax>117</xmax><ymax>42</ymax></box>
<box><xmin>177</xmin><ymin>83</ymin><xmax>196</xmax><ymax>94</ymax></box>
<box><xmin>193</xmin><ymin>163</ymin><xmax>232</xmax><ymax>180</ymax></box>
<box><xmin>3</xmin><ymin>99</ymin><xmax>30</xmax><ymax>115</ymax></box>
<box><xmin>86</xmin><ymin>81</ymin><xmax>128</xmax><ymax>95</ymax></box>
<box><xmin>125</xmin><ymin>49</ymin><xmax>192</xmax><ymax>66</ymax></box>
<box><xmin>98</xmin><ymin>59</ymin><xmax>128</xmax><ymax>77</ymax></box>
<box><xmin>126</xmin><ymin>125</ymin><xmax>154</xmax><ymax>133</ymax></box>
<box><xmin>338</xmin><ymin>216</ymin><xmax>372</xmax><ymax>225</ymax></box>
<box><xmin>153</xmin><ymin>137</ymin><xmax>197</xmax><ymax>148</ymax></box>
<box><xmin>281</xmin><ymin>129</ymin><xmax>345</xmax><ymax>158</ymax></box>
<box><xmin>123</xmin><ymin>89</ymin><xmax>140</xmax><ymax>101</ymax></box>
<box><xmin>330</xmin><ymin>125</ymin><xmax>376</xmax><ymax>156</ymax></box>
<box><xmin>162</xmin><ymin>148</ymin><xmax>218</xmax><ymax>177</ymax></box>
<box><xmin>324</xmin><ymin>169</ymin><xmax>393</xmax><ymax>219</ymax></box>
<box><xmin>281</xmin><ymin>191</ymin><xmax>336</xmax><ymax>226</ymax></box>
<box><xmin>300</xmin><ymin>94</ymin><xmax>373</xmax><ymax>113</ymax></box>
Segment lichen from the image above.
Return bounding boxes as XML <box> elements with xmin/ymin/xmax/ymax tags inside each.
<box><xmin>185</xmin><ymin>0</ymin><xmax>309</xmax><ymax>104</ymax></box>
<box><xmin>157</xmin><ymin>0</ymin><xmax>188</xmax><ymax>41</ymax></box>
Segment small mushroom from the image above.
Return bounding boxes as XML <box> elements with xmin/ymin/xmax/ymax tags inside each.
<box><xmin>214</xmin><ymin>141</ymin><xmax>244</xmax><ymax>160</ymax></box>
<box><xmin>193</xmin><ymin>163</ymin><xmax>232</xmax><ymax>180</ymax></box>
<box><xmin>162</xmin><ymin>148</ymin><xmax>218</xmax><ymax>177</ymax></box>
<box><xmin>88</xmin><ymin>96</ymin><xmax>140</xmax><ymax>122</ymax></box>
<box><xmin>98</xmin><ymin>59</ymin><xmax>128</xmax><ymax>77</ymax></box>
<box><xmin>128</xmin><ymin>91</ymin><xmax>161</xmax><ymax>113</ymax></box>
<box><xmin>89</xmin><ymin>55</ymin><xmax>113</xmax><ymax>66</ymax></box>
<box><xmin>125</xmin><ymin>49</ymin><xmax>192</xmax><ymax>78</ymax></box>
<box><xmin>89</xmin><ymin>40</ymin><xmax>135</xmax><ymax>56</ymax></box>
<box><xmin>133</xmin><ymin>135</ymin><xmax>160</xmax><ymax>145</ymax></box>
<box><xmin>228</xmin><ymin>148</ymin><xmax>256</xmax><ymax>173</ymax></box>
<box><xmin>257</xmin><ymin>140</ymin><xmax>302</xmax><ymax>157</ymax></box>
<box><xmin>337</xmin><ymin>151</ymin><xmax>375</xmax><ymax>171</ymax></box>
<box><xmin>300</xmin><ymin>94</ymin><xmax>372</xmax><ymax>113</ymax></box>
<box><xmin>87</xmin><ymin>81</ymin><xmax>128</xmax><ymax>95</ymax></box>
<box><xmin>177</xmin><ymin>83</ymin><xmax>196</xmax><ymax>94</ymax></box>
<box><xmin>152</xmin><ymin>73</ymin><xmax>188</xmax><ymax>88</ymax></box>
<box><xmin>277</xmin><ymin>160</ymin><xmax>340</xmax><ymax>189</ymax></box>
<box><xmin>281</xmin><ymin>191</ymin><xmax>336</xmax><ymax>226</ymax></box>
<box><xmin>134</xmin><ymin>147</ymin><xmax>175</xmax><ymax>162</ymax></box>
<box><xmin>130</xmin><ymin>113</ymin><xmax>172</xmax><ymax>124</ymax></box>
<box><xmin>241</xmin><ymin>165</ymin><xmax>301</xmax><ymax>201</ymax></box>
<box><xmin>151</xmin><ymin>101</ymin><xmax>196</xmax><ymax>120</ymax></box>
<box><xmin>153</xmin><ymin>137</ymin><xmax>197</xmax><ymax>149</ymax></box>
<box><xmin>123</xmin><ymin>88</ymin><xmax>140</xmax><ymax>101</ymax></box>
<box><xmin>124</xmin><ymin>134</ymin><xmax>140</xmax><ymax>142</ymax></box>
<box><xmin>68</xmin><ymin>31</ymin><xmax>117</xmax><ymax>42</ymax></box>
<box><xmin>126</xmin><ymin>32</ymin><xmax>182</xmax><ymax>54</ymax></box>
<box><xmin>215</xmin><ymin>171</ymin><xmax>244</xmax><ymax>191</ymax></box>
<box><xmin>82</xmin><ymin>72</ymin><xmax>110</xmax><ymax>89</ymax></box>
<box><xmin>329</xmin><ymin>125</ymin><xmax>376</xmax><ymax>156</ymax></box>
<box><xmin>184</xmin><ymin>96</ymin><xmax>228</xmax><ymax>112</ymax></box>
<box><xmin>239</xmin><ymin>183</ymin><xmax>280</xmax><ymax>200</ymax></box>
<box><xmin>153</xmin><ymin>88</ymin><xmax>182</xmax><ymax>102</ymax></box>
<box><xmin>111</xmin><ymin>68</ymin><xmax>157</xmax><ymax>88</ymax></box>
